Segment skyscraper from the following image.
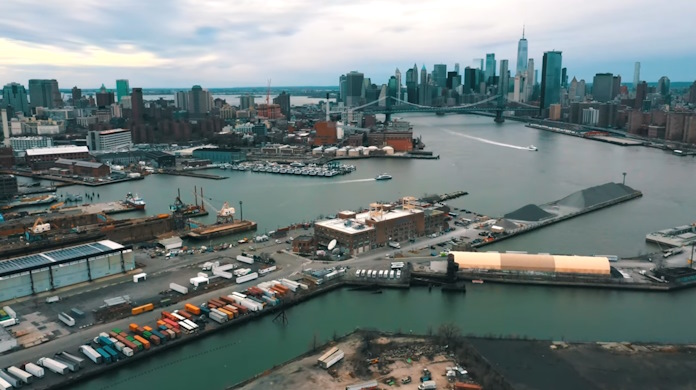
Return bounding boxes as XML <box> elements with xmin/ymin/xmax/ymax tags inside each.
<box><xmin>433</xmin><ymin>64</ymin><xmax>447</xmax><ymax>89</ymax></box>
<box><xmin>345</xmin><ymin>71</ymin><xmax>364</xmax><ymax>107</ymax></box>
<box><xmin>454</xmin><ymin>63</ymin><xmax>460</xmax><ymax>75</ymax></box>
<box><xmin>130</xmin><ymin>88</ymin><xmax>144</xmax><ymax>124</ymax></box>
<box><xmin>405</xmin><ymin>64</ymin><xmax>418</xmax><ymax>104</ymax></box>
<box><xmin>96</xmin><ymin>84</ymin><xmax>115</xmax><ymax>108</ymax></box>
<box><xmin>498</xmin><ymin>60</ymin><xmax>510</xmax><ymax>100</ymax></box>
<box><xmin>657</xmin><ymin>76</ymin><xmax>670</xmax><ymax>96</ymax></box>
<box><xmin>71</xmin><ymin>87</ymin><xmax>82</xmax><ymax>107</ymax></box>
<box><xmin>635</xmin><ymin>81</ymin><xmax>647</xmax><ymax>109</ymax></box>
<box><xmin>524</xmin><ymin>59</ymin><xmax>535</xmax><ymax>101</ymax></box>
<box><xmin>394</xmin><ymin>68</ymin><xmax>402</xmax><ymax>102</ymax></box>
<box><xmin>175</xmin><ymin>91</ymin><xmax>188</xmax><ymax>110</ymax></box>
<box><xmin>485</xmin><ymin>54</ymin><xmax>496</xmax><ymax>84</ymax></box>
<box><xmin>592</xmin><ymin>73</ymin><xmax>614</xmax><ymax>102</ymax></box>
<box><xmin>463</xmin><ymin>67</ymin><xmax>479</xmax><ymax>94</ymax></box>
<box><xmin>633</xmin><ymin>62</ymin><xmax>640</xmax><ymax>92</ymax></box>
<box><xmin>612</xmin><ymin>75</ymin><xmax>621</xmax><ymax>99</ymax></box>
<box><xmin>116</xmin><ymin>79</ymin><xmax>130</xmax><ymax>103</ymax></box>
<box><xmin>338</xmin><ymin>74</ymin><xmax>347</xmax><ymax>103</ymax></box>
<box><xmin>419</xmin><ymin>65</ymin><xmax>428</xmax><ymax>105</ymax></box>
<box><xmin>188</xmin><ymin>85</ymin><xmax>212</xmax><ymax>114</ymax></box>
<box><xmin>446</xmin><ymin>71</ymin><xmax>461</xmax><ymax>89</ymax></box>
<box><xmin>2</xmin><ymin>83</ymin><xmax>29</xmax><ymax>116</ymax></box>
<box><xmin>561</xmin><ymin>68</ymin><xmax>568</xmax><ymax>89</ymax></box>
<box><xmin>539</xmin><ymin>51</ymin><xmax>562</xmax><ymax>111</ymax></box>
<box><xmin>28</xmin><ymin>79</ymin><xmax>62</xmax><ymax>110</ymax></box>
<box><xmin>273</xmin><ymin>91</ymin><xmax>291</xmax><ymax>118</ymax></box>
<box><xmin>516</xmin><ymin>27</ymin><xmax>528</xmax><ymax>75</ymax></box>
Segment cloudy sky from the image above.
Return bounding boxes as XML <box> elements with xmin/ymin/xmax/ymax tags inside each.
<box><xmin>1</xmin><ymin>0</ymin><xmax>694</xmax><ymax>88</ymax></box>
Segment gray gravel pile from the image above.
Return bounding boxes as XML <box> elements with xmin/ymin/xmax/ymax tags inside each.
<box><xmin>504</xmin><ymin>204</ymin><xmax>555</xmax><ymax>221</ymax></box>
<box><xmin>556</xmin><ymin>182</ymin><xmax>636</xmax><ymax>209</ymax></box>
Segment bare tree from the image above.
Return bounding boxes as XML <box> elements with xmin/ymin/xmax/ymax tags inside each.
<box><xmin>436</xmin><ymin>323</ymin><xmax>462</xmax><ymax>346</ymax></box>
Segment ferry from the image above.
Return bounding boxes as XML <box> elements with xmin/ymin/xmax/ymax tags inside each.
<box><xmin>375</xmin><ymin>173</ymin><xmax>392</xmax><ymax>181</ymax></box>
<box><xmin>1</xmin><ymin>193</ymin><xmax>57</xmax><ymax>210</ymax></box>
<box><xmin>125</xmin><ymin>192</ymin><xmax>146</xmax><ymax>210</ymax></box>
<box><xmin>527</xmin><ymin>145</ymin><xmax>538</xmax><ymax>151</ymax></box>
<box><xmin>472</xmin><ymin>279</ymin><xmax>484</xmax><ymax>284</ymax></box>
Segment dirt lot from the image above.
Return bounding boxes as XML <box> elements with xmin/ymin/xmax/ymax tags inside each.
<box><xmin>469</xmin><ymin>338</ymin><xmax>696</xmax><ymax>390</ymax></box>
<box><xmin>237</xmin><ymin>333</ymin><xmax>477</xmax><ymax>390</ymax></box>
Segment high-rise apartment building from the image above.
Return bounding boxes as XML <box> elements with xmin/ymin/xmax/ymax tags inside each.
<box><xmin>516</xmin><ymin>28</ymin><xmax>528</xmax><ymax>75</ymax></box>
<box><xmin>394</xmin><ymin>68</ymin><xmax>402</xmax><ymax>101</ymax></box>
<box><xmin>175</xmin><ymin>91</ymin><xmax>188</xmax><ymax>110</ymax></box>
<box><xmin>71</xmin><ymin>87</ymin><xmax>82</xmax><ymax>107</ymax></box>
<box><xmin>87</xmin><ymin>128</ymin><xmax>132</xmax><ymax>151</ymax></box>
<box><xmin>28</xmin><ymin>79</ymin><xmax>62</xmax><ymax>110</ymax></box>
<box><xmin>2</xmin><ymin>83</ymin><xmax>29</xmax><ymax>116</ymax></box>
<box><xmin>188</xmin><ymin>85</ymin><xmax>212</xmax><ymax>115</ymax></box>
<box><xmin>338</xmin><ymin>75</ymin><xmax>347</xmax><ymax>103</ymax></box>
<box><xmin>524</xmin><ymin>59</ymin><xmax>535</xmax><ymax>101</ymax></box>
<box><xmin>539</xmin><ymin>51</ymin><xmax>562</xmax><ymax>111</ymax></box>
<box><xmin>130</xmin><ymin>88</ymin><xmax>144</xmax><ymax>124</ymax></box>
<box><xmin>345</xmin><ymin>71</ymin><xmax>364</xmax><ymax>107</ymax></box>
<box><xmin>635</xmin><ymin>81</ymin><xmax>648</xmax><ymax>109</ymax></box>
<box><xmin>116</xmin><ymin>79</ymin><xmax>130</xmax><ymax>102</ymax></box>
<box><xmin>632</xmin><ymin>63</ymin><xmax>640</xmax><ymax>92</ymax></box>
<box><xmin>273</xmin><ymin>91</ymin><xmax>291</xmax><ymax>118</ymax></box>
<box><xmin>240</xmin><ymin>94</ymin><xmax>255</xmax><ymax>110</ymax></box>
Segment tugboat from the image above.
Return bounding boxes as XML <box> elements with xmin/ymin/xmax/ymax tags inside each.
<box><xmin>125</xmin><ymin>192</ymin><xmax>146</xmax><ymax>210</ymax></box>
<box><xmin>375</xmin><ymin>173</ymin><xmax>392</xmax><ymax>181</ymax></box>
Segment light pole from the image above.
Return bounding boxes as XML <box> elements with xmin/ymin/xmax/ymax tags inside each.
<box><xmin>239</xmin><ymin>201</ymin><xmax>243</xmax><ymax>221</ymax></box>
<box><xmin>622</xmin><ymin>172</ymin><xmax>627</xmax><ymax>185</ymax></box>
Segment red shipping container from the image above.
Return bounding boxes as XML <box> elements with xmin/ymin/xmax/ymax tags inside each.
<box><xmin>163</xmin><ymin>318</ymin><xmax>180</xmax><ymax>329</ymax></box>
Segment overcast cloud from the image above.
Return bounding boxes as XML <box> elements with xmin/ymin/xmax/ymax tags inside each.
<box><xmin>1</xmin><ymin>0</ymin><xmax>694</xmax><ymax>88</ymax></box>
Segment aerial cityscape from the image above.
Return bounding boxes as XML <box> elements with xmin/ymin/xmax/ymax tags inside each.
<box><xmin>0</xmin><ymin>1</ymin><xmax>695</xmax><ymax>390</ymax></box>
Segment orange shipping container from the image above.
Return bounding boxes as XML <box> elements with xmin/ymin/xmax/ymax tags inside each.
<box><xmin>129</xmin><ymin>323</ymin><xmax>139</xmax><ymax>332</ymax></box>
<box><xmin>143</xmin><ymin>326</ymin><xmax>153</xmax><ymax>332</ymax></box>
<box><xmin>177</xmin><ymin>310</ymin><xmax>192</xmax><ymax>320</ymax></box>
<box><xmin>185</xmin><ymin>303</ymin><xmax>201</xmax><ymax>315</ymax></box>
<box><xmin>217</xmin><ymin>308</ymin><xmax>234</xmax><ymax>319</ymax></box>
<box><xmin>454</xmin><ymin>383</ymin><xmax>483</xmax><ymax>390</ymax></box>
<box><xmin>156</xmin><ymin>320</ymin><xmax>166</xmax><ymax>327</ymax></box>
<box><xmin>133</xmin><ymin>335</ymin><xmax>151</xmax><ymax>350</ymax></box>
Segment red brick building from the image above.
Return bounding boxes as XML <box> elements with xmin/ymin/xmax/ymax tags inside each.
<box><xmin>367</xmin><ymin>131</ymin><xmax>413</xmax><ymax>152</ymax></box>
<box><xmin>25</xmin><ymin>146</ymin><xmax>90</xmax><ymax>170</ymax></box>
<box><xmin>313</xmin><ymin>121</ymin><xmax>337</xmax><ymax>146</ymax></box>
<box><xmin>53</xmin><ymin>158</ymin><xmax>111</xmax><ymax>177</ymax></box>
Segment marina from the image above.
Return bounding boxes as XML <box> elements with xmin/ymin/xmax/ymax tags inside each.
<box><xmin>223</xmin><ymin>161</ymin><xmax>356</xmax><ymax>178</ymax></box>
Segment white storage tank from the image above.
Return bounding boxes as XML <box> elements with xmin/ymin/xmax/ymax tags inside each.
<box><xmin>312</xmin><ymin>146</ymin><xmax>323</xmax><ymax>155</ymax></box>
<box><xmin>336</xmin><ymin>147</ymin><xmax>347</xmax><ymax>156</ymax></box>
<box><xmin>323</xmin><ymin>147</ymin><xmax>337</xmax><ymax>155</ymax></box>
<box><xmin>347</xmin><ymin>148</ymin><xmax>360</xmax><ymax>157</ymax></box>
<box><xmin>382</xmin><ymin>146</ymin><xmax>394</xmax><ymax>155</ymax></box>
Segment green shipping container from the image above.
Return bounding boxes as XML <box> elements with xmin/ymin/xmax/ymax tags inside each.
<box><xmin>112</xmin><ymin>328</ymin><xmax>122</xmax><ymax>334</ymax></box>
<box><xmin>143</xmin><ymin>331</ymin><xmax>152</xmax><ymax>338</ymax></box>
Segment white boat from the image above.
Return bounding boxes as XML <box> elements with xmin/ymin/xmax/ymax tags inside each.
<box><xmin>375</xmin><ymin>173</ymin><xmax>392</xmax><ymax>181</ymax></box>
<box><xmin>527</xmin><ymin>145</ymin><xmax>538</xmax><ymax>151</ymax></box>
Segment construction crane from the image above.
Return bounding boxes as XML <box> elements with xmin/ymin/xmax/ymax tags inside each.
<box><xmin>266</xmin><ymin>78</ymin><xmax>272</xmax><ymax>106</ymax></box>
<box><xmin>50</xmin><ymin>201</ymin><xmax>64</xmax><ymax>211</ymax></box>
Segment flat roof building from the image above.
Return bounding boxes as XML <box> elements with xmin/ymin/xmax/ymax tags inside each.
<box><xmin>0</xmin><ymin>240</ymin><xmax>135</xmax><ymax>302</ymax></box>
<box><xmin>25</xmin><ymin>145</ymin><xmax>90</xmax><ymax>169</ymax></box>
<box><xmin>87</xmin><ymin>128</ymin><xmax>132</xmax><ymax>151</ymax></box>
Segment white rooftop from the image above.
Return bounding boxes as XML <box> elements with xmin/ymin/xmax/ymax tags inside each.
<box><xmin>316</xmin><ymin>208</ymin><xmax>422</xmax><ymax>235</ymax></box>
<box><xmin>25</xmin><ymin>145</ymin><xmax>89</xmax><ymax>156</ymax></box>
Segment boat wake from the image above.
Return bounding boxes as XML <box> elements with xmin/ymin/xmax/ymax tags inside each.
<box><xmin>444</xmin><ymin>129</ymin><xmax>532</xmax><ymax>151</ymax></box>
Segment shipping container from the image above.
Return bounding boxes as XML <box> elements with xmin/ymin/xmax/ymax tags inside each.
<box><xmin>318</xmin><ymin>347</ymin><xmax>339</xmax><ymax>364</ymax></box>
<box><xmin>217</xmin><ymin>308</ymin><xmax>234</xmax><ymax>320</ymax></box>
<box><xmin>103</xmin><ymin>345</ymin><xmax>120</xmax><ymax>361</ymax></box>
<box><xmin>236</xmin><ymin>255</ymin><xmax>254</xmax><ymax>264</ymax></box>
<box><xmin>151</xmin><ymin>329</ymin><xmax>167</xmax><ymax>343</ymax></box>
<box><xmin>129</xmin><ymin>323</ymin><xmax>139</xmax><ymax>332</ymax></box>
<box><xmin>199</xmin><ymin>305</ymin><xmax>210</xmax><ymax>315</ymax></box>
<box><xmin>170</xmin><ymin>311</ymin><xmax>186</xmax><ymax>321</ymax></box>
<box><xmin>131</xmin><ymin>303</ymin><xmax>155</xmax><ymax>316</ymax></box>
<box><xmin>169</xmin><ymin>282</ymin><xmax>189</xmax><ymax>295</ymax></box>
<box><xmin>71</xmin><ymin>308</ymin><xmax>85</xmax><ymax>318</ymax></box>
<box><xmin>163</xmin><ymin>318</ymin><xmax>180</xmax><ymax>330</ymax></box>
<box><xmin>7</xmin><ymin>366</ymin><xmax>34</xmax><ymax>384</ymax></box>
<box><xmin>454</xmin><ymin>383</ymin><xmax>483</xmax><ymax>390</ymax></box>
<box><xmin>209</xmin><ymin>311</ymin><xmax>227</xmax><ymax>324</ymax></box>
<box><xmin>122</xmin><ymin>347</ymin><xmax>134</xmax><ymax>357</ymax></box>
<box><xmin>23</xmin><ymin>363</ymin><xmax>43</xmax><ymax>378</ymax></box>
<box><xmin>213</xmin><ymin>269</ymin><xmax>233</xmax><ymax>279</ymax></box>
<box><xmin>60</xmin><ymin>351</ymin><xmax>85</xmax><ymax>368</ymax></box>
<box><xmin>176</xmin><ymin>310</ymin><xmax>193</xmax><ymax>320</ymax></box>
<box><xmin>222</xmin><ymin>305</ymin><xmax>239</xmax><ymax>316</ymax></box>
<box><xmin>132</xmin><ymin>339</ymin><xmax>143</xmax><ymax>351</ymax></box>
<box><xmin>149</xmin><ymin>334</ymin><xmax>161</xmax><ymax>346</ymax></box>
<box><xmin>322</xmin><ymin>350</ymin><xmax>344</xmax><ymax>368</ymax></box>
<box><xmin>53</xmin><ymin>356</ymin><xmax>79</xmax><ymax>372</ymax></box>
<box><xmin>165</xmin><ymin>329</ymin><xmax>177</xmax><ymax>339</ymax></box>
<box><xmin>98</xmin><ymin>336</ymin><xmax>114</xmax><ymax>347</ymax></box>
<box><xmin>236</xmin><ymin>272</ymin><xmax>259</xmax><ymax>284</ymax></box>
<box><xmin>185</xmin><ymin>303</ymin><xmax>202</xmax><ymax>315</ymax></box>
<box><xmin>133</xmin><ymin>335</ymin><xmax>150</xmax><ymax>350</ymax></box>
<box><xmin>57</xmin><ymin>312</ymin><xmax>76</xmax><ymax>327</ymax></box>
<box><xmin>38</xmin><ymin>357</ymin><xmax>69</xmax><ymax>374</ymax></box>
<box><xmin>258</xmin><ymin>265</ymin><xmax>277</xmax><ymax>275</ymax></box>
<box><xmin>178</xmin><ymin>321</ymin><xmax>194</xmax><ymax>333</ymax></box>
<box><xmin>114</xmin><ymin>341</ymin><xmax>125</xmax><ymax>352</ymax></box>
<box><xmin>96</xmin><ymin>348</ymin><xmax>112</xmax><ymax>363</ymax></box>
<box><xmin>0</xmin><ymin>369</ymin><xmax>22</xmax><ymax>388</ymax></box>
<box><xmin>2</xmin><ymin>306</ymin><xmax>16</xmax><ymax>319</ymax></box>
<box><xmin>0</xmin><ymin>377</ymin><xmax>10</xmax><ymax>390</ymax></box>
<box><xmin>219</xmin><ymin>295</ymin><xmax>235</xmax><ymax>305</ymax></box>
<box><xmin>143</xmin><ymin>325</ymin><xmax>153</xmax><ymax>332</ymax></box>
<box><xmin>230</xmin><ymin>302</ymin><xmax>248</xmax><ymax>314</ymax></box>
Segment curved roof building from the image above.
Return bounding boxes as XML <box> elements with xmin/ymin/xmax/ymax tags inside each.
<box><xmin>450</xmin><ymin>251</ymin><xmax>610</xmax><ymax>276</ymax></box>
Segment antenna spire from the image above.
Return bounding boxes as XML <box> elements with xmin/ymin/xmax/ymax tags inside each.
<box><xmin>522</xmin><ymin>25</ymin><xmax>525</xmax><ymax>39</ymax></box>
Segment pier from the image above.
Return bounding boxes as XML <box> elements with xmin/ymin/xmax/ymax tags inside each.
<box><xmin>159</xmin><ymin>170</ymin><xmax>228</xmax><ymax>180</ymax></box>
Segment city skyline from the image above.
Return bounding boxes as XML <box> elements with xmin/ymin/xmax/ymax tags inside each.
<box><xmin>0</xmin><ymin>0</ymin><xmax>695</xmax><ymax>88</ymax></box>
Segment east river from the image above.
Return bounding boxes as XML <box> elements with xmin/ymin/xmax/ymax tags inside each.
<box><xmin>50</xmin><ymin>113</ymin><xmax>695</xmax><ymax>389</ymax></box>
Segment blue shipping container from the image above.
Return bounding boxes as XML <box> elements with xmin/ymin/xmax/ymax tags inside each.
<box><xmin>96</xmin><ymin>347</ymin><xmax>112</xmax><ymax>363</ymax></box>
<box><xmin>99</xmin><ymin>336</ymin><xmax>114</xmax><ymax>347</ymax></box>
<box><xmin>199</xmin><ymin>305</ymin><xmax>210</xmax><ymax>314</ymax></box>
<box><xmin>103</xmin><ymin>345</ymin><xmax>119</xmax><ymax>360</ymax></box>
<box><xmin>151</xmin><ymin>330</ymin><xmax>167</xmax><ymax>343</ymax></box>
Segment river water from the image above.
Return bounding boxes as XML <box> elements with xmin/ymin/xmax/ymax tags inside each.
<box><xmin>56</xmin><ymin>113</ymin><xmax>695</xmax><ymax>389</ymax></box>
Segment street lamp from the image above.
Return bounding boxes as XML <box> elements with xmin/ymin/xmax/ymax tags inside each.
<box><xmin>622</xmin><ymin>172</ymin><xmax>627</xmax><ymax>185</ymax></box>
<box><xmin>239</xmin><ymin>201</ymin><xmax>243</xmax><ymax>221</ymax></box>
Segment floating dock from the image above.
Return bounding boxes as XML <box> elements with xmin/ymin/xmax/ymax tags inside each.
<box><xmin>160</xmin><ymin>170</ymin><xmax>228</xmax><ymax>180</ymax></box>
<box><xmin>646</xmin><ymin>223</ymin><xmax>696</xmax><ymax>248</ymax></box>
<box><xmin>57</xmin><ymin>201</ymin><xmax>144</xmax><ymax>215</ymax></box>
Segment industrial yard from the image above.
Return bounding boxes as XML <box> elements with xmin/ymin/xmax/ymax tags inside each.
<box><xmin>235</xmin><ymin>331</ymin><xmax>487</xmax><ymax>390</ymax></box>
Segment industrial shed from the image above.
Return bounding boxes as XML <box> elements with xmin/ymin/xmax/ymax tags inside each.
<box><xmin>0</xmin><ymin>240</ymin><xmax>135</xmax><ymax>302</ymax></box>
<box><xmin>450</xmin><ymin>251</ymin><xmax>610</xmax><ymax>276</ymax></box>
